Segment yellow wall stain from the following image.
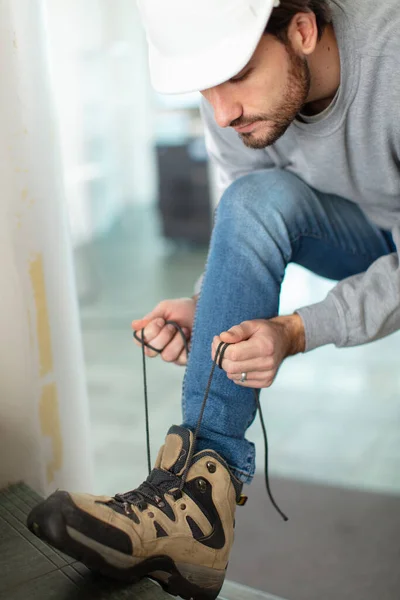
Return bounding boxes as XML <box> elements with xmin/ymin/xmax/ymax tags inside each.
<box><xmin>29</xmin><ymin>255</ymin><xmax>64</xmax><ymax>482</ymax></box>
<box><xmin>39</xmin><ymin>383</ymin><xmax>63</xmax><ymax>484</ymax></box>
<box><xmin>21</xmin><ymin>189</ymin><xmax>28</xmax><ymax>201</ymax></box>
<box><xmin>29</xmin><ymin>254</ymin><xmax>53</xmax><ymax>376</ymax></box>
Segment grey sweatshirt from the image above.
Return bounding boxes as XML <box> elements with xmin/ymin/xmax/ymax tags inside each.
<box><xmin>200</xmin><ymin>0</ymin><xmax>400</xmax><ymax>351</ymax></box>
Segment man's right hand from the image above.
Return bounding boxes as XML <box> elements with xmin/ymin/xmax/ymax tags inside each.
<box><xmin>131</xmin><ymin>297</ymin><xmax>197</xmax><ymax>366</ymax></box>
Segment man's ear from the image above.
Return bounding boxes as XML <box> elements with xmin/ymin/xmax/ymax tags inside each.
<box><xmin>287</xmin><ymin>12</ymin><xmax>318</xmax><ymax>56</ymax></box>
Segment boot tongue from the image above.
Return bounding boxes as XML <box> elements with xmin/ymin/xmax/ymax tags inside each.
<box><xmin>160</xmin><ymin>425</ymin><xmax>194</xmax><ymax>476</ymax></box>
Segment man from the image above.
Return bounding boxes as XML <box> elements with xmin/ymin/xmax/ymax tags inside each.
<box><xmin>27</xmin><ymin>1</ymin><xmax>400</xmax><ymax>599</ymax></box>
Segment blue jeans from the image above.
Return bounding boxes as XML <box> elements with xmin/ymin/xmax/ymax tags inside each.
<box><xmin>181</xmin><ymin>169</ymin><xmax>395</xmax><ymax>483</ymax></box>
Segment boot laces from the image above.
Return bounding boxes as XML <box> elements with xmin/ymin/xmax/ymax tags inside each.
<box><xmin>112</xmin><ymin>468</ymin><xmax>182</xmax><ymax>512</ymax></box>
<box><xmin>132</xmin><ymin>322</ymin><xmax>288</xmax><ymax>522</ymax></box>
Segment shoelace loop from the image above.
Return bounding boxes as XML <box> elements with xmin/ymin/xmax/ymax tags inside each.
<box><xmin>133</xmin><ymin>321</ymin><xmax>288</xmax><ymax>522</ymax></box>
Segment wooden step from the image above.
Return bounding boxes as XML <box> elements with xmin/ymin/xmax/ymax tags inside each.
<box><xmin>0</xmin><ymin>483</ymin><xmax>288</xmax><ymax>600</ymax></box>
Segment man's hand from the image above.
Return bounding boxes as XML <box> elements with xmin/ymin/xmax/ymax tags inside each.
<box><xmin>132</xmin><ymin>297</ymin><xmax>197</xmax><ymax>366</ymax></box>
<box><xmin>211</xmin><ymin>315</ymin><xmax>305</xmax><ymax>389</ymax></box>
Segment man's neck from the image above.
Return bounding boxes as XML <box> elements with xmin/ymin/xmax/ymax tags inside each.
<box><xmin>302</xmin><ymin>23</ymin><xmax>341</xmax><ymax>116</ymax></box>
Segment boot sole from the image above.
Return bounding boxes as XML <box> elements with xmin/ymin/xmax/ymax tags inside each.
<box><xmin>27</xmin><ymin>492</ymin><xmax>225</xmax><ymax>600</ymax></box>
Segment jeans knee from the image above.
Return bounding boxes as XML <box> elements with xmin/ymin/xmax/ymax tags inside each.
<box><xmin>216</xmin><ymin>168</ymin><xmax>305</xmax><ymax>236</ymax></box>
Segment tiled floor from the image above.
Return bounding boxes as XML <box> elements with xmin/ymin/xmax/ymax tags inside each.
<box><xmin>76</xmin><ymin>205</ymin><xmax>400</xmax><ymax>498</ymax></box>
<box><xmin>0</xmin><ymin>484</ymin><xmax>286</xmax><ymax>600</ymax></box>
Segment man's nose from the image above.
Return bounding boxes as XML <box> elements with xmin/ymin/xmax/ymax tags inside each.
<box><xmin>202</xmin><ymin>86</ymin><xmax>242</xmax><ymax>128</ymax></box>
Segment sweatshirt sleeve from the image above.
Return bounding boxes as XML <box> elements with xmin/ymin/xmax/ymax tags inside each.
<box><xmin>296</xmin><ymin>226</ymin><xmax>400</xmax><ymax>351</ymax></box>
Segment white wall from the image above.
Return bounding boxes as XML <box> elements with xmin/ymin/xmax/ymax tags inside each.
<box><xmin>0</xmin><ymin>0</ymin><xmax>93</xmax><ymax>496</ymax></box>
<box><xmin>45</xmin><ymin>0</ymin><xmax>157</xmax><ymax>249</ymax></box>
<box><xmin>102</xmin><ymin>0</ymin><xmax>158</xmax><ymax>206</ymax></box>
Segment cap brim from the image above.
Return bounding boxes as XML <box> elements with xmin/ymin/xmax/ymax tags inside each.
<box><xmin>148</xmin><ymin>1</ymin><xmax>275</xmax><ymax>94</ymax></box>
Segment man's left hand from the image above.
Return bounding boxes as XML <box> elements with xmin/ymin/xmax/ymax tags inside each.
<box><xmin>211</xmin><ymin>315</ymin><xmax>305</xmax><ymax>389</ymax></box>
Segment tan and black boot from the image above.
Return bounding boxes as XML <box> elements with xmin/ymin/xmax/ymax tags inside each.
<box><xmin>27</xmin><ymin>425</ymin><xmax>244</xmax><ymax>600</ymax></box>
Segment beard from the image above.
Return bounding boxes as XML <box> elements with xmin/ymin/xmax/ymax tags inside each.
<box><xmin>232</xmin><ymin>45</ymin><xmax>311</xmax><ymax>150</ymax></box>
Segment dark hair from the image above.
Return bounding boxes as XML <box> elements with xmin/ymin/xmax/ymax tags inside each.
<box><xmin>265</xmin><ymin>0</ymin><xmax>332</xmax><ymax>42</ymax></box>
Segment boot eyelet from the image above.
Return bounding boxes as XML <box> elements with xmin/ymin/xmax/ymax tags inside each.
<box><xmin>206</xmin><ymin>461</ymin><xmax>217</xmax><ymax>474</ymax></box>
<box><xmin>196</xmin><ymin>478</ymin><xmax>207</xmax><ymax>493</ymax></box>
<box><xmin>148</xmin><ymin>512</ymin><xmax>154</xmax><ymax>519</ymax></box>
<box><xmin>180</xmin><ymin>503</ymin><xmax>186</xmax><ymax>511</ymax></box>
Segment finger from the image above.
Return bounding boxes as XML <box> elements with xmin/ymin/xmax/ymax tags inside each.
<box><xmin>145</xmin><ymin>322</ymin><xmax>178</xmax><ymax>357</ymax></box>
<box><xmin>174</xmin><ymin>346</ymin><xmax>189</xmax><ymax>366</ymax></box>
<box><xmin>229</xmin><ymin>372</ymin><xmax>275</xmax><ymax>389</ymax></box>
<box><xmin>211</xmin><ymin>335</ymin><xmax>230</xmax><ymax>360</ymax></box>
<box><xmin>131</xmin><ymin>301</ymin><xmax>167</xmax><ymax>331</ymax></box>
<box><xmin>133</xmin><ymin>327</ymin><xmax>151</xmax><ymax>348</ymax></box>
<box><xmin>132</xmin><ymin>317</ymin><xmax>151</xmax><ymax>331</ymax></box>
<box><xmin>218</xmin><ymin>338</ymin><xmax>273</xmax><ymax>364</ymax></box>
<box><xmin>133</xmin><ymin>318</ymin><xmax>166</xmax><ymax>356</ymax></box>
<box><xmin>211</xmin><ymin>336</ymin><xmax>222</xmax><ymax>361</ymax></box>
<box><xmin>222</xmin><ymin>356</ymin><xmax>274</xmax><ymax>376</ymax></box>
<box><xmin>219</xmin><ymin>321</ymin><xmax>257</xmax><ymax>343</ymax></box>
<box><xmin>228</xmin><ymin>370</ymin><xmax>271</xmax><ymax>382</ymax></box>
<box><xmin>161</xmin><ymin>329</ymin><xmax>189</xmax><ymax>363</ymax></box>
<box><xmin>134</xmin><ymin>319</ymin><xmax>169</xmax><ymax>358</ymax></box>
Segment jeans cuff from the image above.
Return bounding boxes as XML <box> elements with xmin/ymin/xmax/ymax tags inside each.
<box><xmin>229</xmin><ymin>464</ymin><xmax>254</xmax><ymax>484</ymax></box>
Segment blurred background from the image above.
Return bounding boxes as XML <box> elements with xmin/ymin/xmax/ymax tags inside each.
<box><xmin>41</xmin><ymin>1</ymin><xmax>400</xmax><ymax>598</ymax></box>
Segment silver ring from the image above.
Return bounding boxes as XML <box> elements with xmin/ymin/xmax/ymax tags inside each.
<box><xmin>240</xmin><ymin>372</ymin><xmax>247</xmax><ymax>383</ymax></box>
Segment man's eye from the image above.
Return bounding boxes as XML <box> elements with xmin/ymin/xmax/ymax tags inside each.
<box><xmin>230</xmin><ymin>69</ymin><xmax>252</xmax><ymax>84</ymax></box>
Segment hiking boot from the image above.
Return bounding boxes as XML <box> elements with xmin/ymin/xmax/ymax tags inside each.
<box><xmin>27</xmin><ymin>425</ymin><xmax>244</xmax><ymax>600</ymax></box>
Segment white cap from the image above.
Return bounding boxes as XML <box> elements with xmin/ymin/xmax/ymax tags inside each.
<box><xmin>137</xmin><ymin>0</ymin><xmax>280</xmax><ymax>94</ymax></box>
